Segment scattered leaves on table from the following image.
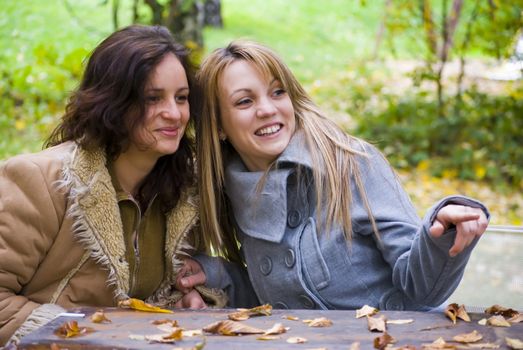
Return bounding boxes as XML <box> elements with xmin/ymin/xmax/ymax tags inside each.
<box><xmin>118</xmin><ymin>298</ymin><xmax>173</xmax><ymax>313</ymax></box>
<box><xmin>445</xmin><ymin>304</ymin><xmax>470</xmax><ymax>324</ymax></box>
<box><xmin>506</xmin><ymin>337</ymin><xmax>523</xmax><ymax>350</ymax></box>
<box><xmin>303</xmin><ymin>317</ymin><xmax>333</xmax><ymax>327</ymax></box>
<box><xmin>387</xmin><ymin>319</ymin><xmax>414</xmax><ymax>325</ymax></box>
<box><xmin>203</xmin><ymin>320</ymin><xmax>264</xmax><ymax>335</ymax></box>
<box><xmin>151</xmin><ymin>319</ymin><xmax>178</xmax><ymax>326</ymax></box>
<box><xmin>228</xmin><ymin>304</ymin><xmax>272</xmax><ymax>321</ymax></box>
<box><xmin>485</xmin><ymin>305</ymin><xmax>519</xmax><ymax>319</ymax></box>
<box><xmin>486</xmin><ymin>315</ymin><xmax>511</xmax><ymax>327</ymax></box>
<box><xmin>373</xmin><ymin>331</ymin><xmax>395</xmax><ymax>349</ymax></box>
<box><xmin>286</xmin><ymin>336</ymin><xmax>307</xmax><ymax>344</ymax></box>
<box><xmin>421</xmin><ymin>337</ymin><xmax>456</xmax><ymax>349</ymax></box>
<box><xmin>356</xmin><ymin>304</ymin><xmax>379</xmax><ymax>318</ymax></box>
<box><xmin>90</xmin><ymin>310</ymin><xmax>111</xmax><ymax>324</ymax></box>
<box><xmin>263</xmin><ymin>322</ymin><xmax>288</xmax><ymax>335</ymax></box>
<box><xmin>453</xmin><ymin>330</ymin><xmax>483</xmax><ymax>343</ymax></box>
<box><xmin>368</xmin><ymin>315</ymin><xmax>387</xmax><ymax>332</ymax></box>
<box><xmin>54</xmin><ymin>321</ymin><xmax>94</xmax><ymax>338</ymax></box>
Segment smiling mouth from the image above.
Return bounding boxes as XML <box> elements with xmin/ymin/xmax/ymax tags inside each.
<box><xmin>255</xmin><ymin>124</ymin><xmax>282</xmax><ymax>136</ymax></box>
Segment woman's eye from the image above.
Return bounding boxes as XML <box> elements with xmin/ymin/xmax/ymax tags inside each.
<box><xmin>176</xmin><ymin>94</ymin><xmax>189</xmax><ymax>103</ymax></box>
<box><xmin>235</xmin><ymin>98</ymin><xmax>252</xmax><ymax>106</ymax></box>
<box><xmin>273</xmin><ymin>88</ymin><xmax>286</xmax><ymax>97</ymax></box>
<box><xmin>146</xmin><ymin>95</ymin><xmax>161</xmax><ymax>104</ymax></box>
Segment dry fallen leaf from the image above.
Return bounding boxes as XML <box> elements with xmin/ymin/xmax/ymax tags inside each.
<box><xmin>485</xmin><ymin>305</ymin><xmax>519</xmax><ymax>319</ymax></box>
<box><xmin>203</xmin><ymin>320</ymin><xmax>264</xmax><ymax>336</ymax></box>
<box><xmin>282</xmin><ymin>315</ymin><xmax>300</xmax><ymax>321</ymax></box>
<box><xmin>387</xmin><ymin>319</ymin><xmax>414</xmax><ymax>325</ymax></box>
<box><xmin>445</xmin><ymin>303</ymin><xmax>470</xmax><ymax>324</ymax></box>
<box><xmin>506</xmin><ymin>337</ymin><xmax>523</xmax><ymax>350</ymax></box>
<box><xmin>303</xmin><ymin>317</ymin><xmax>333</xmax><ymax>327</ymax></box>
<box><xmin>263</xmin><ymin>322</ymin><xmax>288</xmax><ymax>335</ymax></box>
<box><xmin>151</xmin><ymin>319</ymin><xmax>178</xmax><ymax>326</ymax></box>
<box><xmin>367</xmin><ymin>315</ymin><xmax>387</xmax><ymax>332</ymax></box>
<box><xmin>508</xmin><ymin>314</ymin><xmax>523</xmax><ymax>324</ymax></box>
<box><xmin>356</xmin><ymin>304</ymin><xmax>379</xmax><ymax>318</ymax></box>
<box><xmin>453</xmin><ymin>330</ymin><xmax>483</xmax><ymax>343</ymax></box>
<box><xmin>118</xmin><ymin>298</ymin><xmax>173</xmax><ymax>313</ymax></box>
<box><xmin>287</xmin><ymin>336</ymin><xmax>307</xmax><ymax>344</ymax></box>
<box><xmin>421</xmin><ymin>337</ymin><xmax>456</xmax><ymax>349</ymax></box>
<box><xmin>487</xmin><ymin>315</ymin><xmax>511</xmax><ymax>327</ymax></box>
<box><xmin>228</xmin><ymin>304</ymin><xmax>272</xmax><ymax>321</ymax></box>
<box><xmin>182</xmin><ymin>329</ymin><xmax>203</xmax><ymax>337</ymax></box>
<box><xmin>257</xmin><ymin>335</ymin><xmax>281</xmax><ymax>341</ymax></box>
<box><xmin>478</xmin><ymin>318</ymin><xmax>488</xmax><ymax>326</ymax></box>
<box><xmin>90</xmin><ymin>310</ymin><xmax>111</xmax><ymax>324</ymax></box>
<box><xmin>349</xmin><ymin>341</ymin><xmax>361</xmax><ymax>350</ymax></box>
<box><xmin>373</xmin><ymin>331</ymin><xmax>395</xmax><ymax>349</ymax></box>
<box><xmin>54</xmin><ymin>321</ymin><xmax>94</xmax><ymax>338</ymax></box>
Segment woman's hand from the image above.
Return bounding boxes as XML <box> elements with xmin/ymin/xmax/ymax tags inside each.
<box><xmin>176</xmin><ymin>258</ymin><xmax>207</xmax><ymax>294</ymax></box>
<box><xmin>430</xmin><ymin>204</ymin><xmax>488</xmax><ymax>257</ymax></box>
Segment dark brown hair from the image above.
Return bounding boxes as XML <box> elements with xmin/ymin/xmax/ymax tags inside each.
<box><xmin>46</xmin><ymin>24</ymin><xmax>199</xmax><ymax>211</ymax></box>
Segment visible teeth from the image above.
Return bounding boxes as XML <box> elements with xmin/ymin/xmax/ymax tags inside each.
<box><xmin>256</xmin><ymin>125</ymin><xmax>281</xmax><ymax>136</ymax></box>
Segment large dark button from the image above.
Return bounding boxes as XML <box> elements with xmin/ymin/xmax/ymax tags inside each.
<box><xmin>287</xmin><ymin>210</ymin><xmax>302</xmax><ymax>228</ymax></box>
<box><xmin>273</xmin><ymin>301</ymin><xmax>289</xmax><ymax>309</ymax></box>
<box><xmin>259</xmin><ymin>256</ymin><xmax>272</xmax><ymax>275</ymax></box>
<box><xmin>284</xmin><ymin>249</ymin><xmax>295</xmax><ymax>267</ymax></box>
<box><xmin>299</xmin><ymin>294</ymin><xmax>315</xmax><ymax>309</ymax></box>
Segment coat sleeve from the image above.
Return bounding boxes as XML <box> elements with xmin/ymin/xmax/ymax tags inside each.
<box><xmin>193</xmin><ymin>253</ymin><xmax>260</xmax><ymax>308</ymax></box>
<box><xmin>0</xmin><ymin>156</ymin><xmax>66</xmax><ymax>345</ymax></box>
<box><xmin>351</xmin><ymin>144</ymin><xmax>489</xmax><ymax>308</ymax></box>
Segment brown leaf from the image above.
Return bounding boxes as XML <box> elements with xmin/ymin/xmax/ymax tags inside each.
<box><xmin>506</xmin><ymin>337</ymin><xmax>523</xmax><ymax>350</ymax></box>
<box><xmin>485</xmin><ymin>305</ymin><xmax>519</xmax><ymax>319</ymax></box>
<box><xmin>118</xmin><ymin>298</ymin><xmax>173</xmax><ymax>313</ymax></box>
<box><xmin>282</xmin><ymin>315</ymin><xmax>300</xmax><ymax>321</ymax></box>
<box><xmin>422</xmin><ymin>337</ymin><xmax>456</xmax><ymax>349</ymax></box>
<box><xmin>367</xmin><ymin>315</ymin><xmax>387</xmax><ymax>332</ymax></box>
<box><xmin>453</xmin><ymin>330</ymin><xmax>483</xmax><ymax>343</ymax></box>
<box><xmin>286</xmin><ymin>336</ymin><xmax>307</xmax><ymax>344</ymax></box>
<box><xmin>263</xmin><ymin>322</ymin><xmax>288</xmax><ymax>335</ymax></box>
<box><xmin>54</xmin><ymin>321</ymin><xmax>94</xmax><ymax>338</ymax></box>
<box><xmin>487</xmin><ymin>315</ymin><xmax>511</xmax><ymax>327</ymax></box>
<box><xmin>303</xmin><ymin>317</ymin><xmax>333</xmax><ymax>327</ymax></box>
<box><xmin>90</xmin><ymin>310</ymin><xmax>111</xmax><ymax>324</ymax></box>
<box><xmin>445</xmin><ymin>304</ymin><xmax>470</xmax><ymax>324</ymax></box>
<box><xmin>509</xmin><ymin>314</ymin><xmax>523</xmax><ymax>323</ymax></box>
<box><xmin>151</xmin><ymin>319</ymin><xmax>178</xmax><ymax>326</ymax></box>
<box><xmin>373</xmin><ymin>331</ymin><xmax>395</xmax><ymax>349</ymax></box>
<box><xmin>203</xmin><ymin>320</ymin><xmax>264</xmax><ymax>336</ymax></box>
<box><xmin>228</xmin><ymin>304</ymin><xmax>272</xmax><ymax>321</ymax></box>
<box><xmin>356</xmin><ymin>304</ymin><xmax>379</xmax><ymax>318</ymax></box>
<box><xmin>257</xmin><ymin>335</ymin><xmax>280</xmax><ymax>341</ymax></box>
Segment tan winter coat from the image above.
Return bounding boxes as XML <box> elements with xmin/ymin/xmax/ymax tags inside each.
<box><xmin>0</xmin><ymin>142</ymin><xmax>222</xmax><ymax>346</ymax></box>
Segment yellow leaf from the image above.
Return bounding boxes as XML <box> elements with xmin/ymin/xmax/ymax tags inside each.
<box><xmin>118</xmin><ymin>298</ymin><xmax>173</xmax><ymax>313</ymax></box>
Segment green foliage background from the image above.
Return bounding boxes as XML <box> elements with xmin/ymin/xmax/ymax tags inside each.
<box><xmin>1</xmin><ymin>0</ymin><xmax>522</xmax><ymax>191</ymax></box>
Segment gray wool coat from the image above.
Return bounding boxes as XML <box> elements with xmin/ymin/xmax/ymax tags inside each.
<box><xmin>196</xmin><ymin>133</ymin><xmax>489</xmax><ymax>311</ymax></box>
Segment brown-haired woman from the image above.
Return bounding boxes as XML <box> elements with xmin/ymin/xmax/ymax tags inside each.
<box><xmin>0</xmin><ymin>25</ymin><xmax>224</xmax><ymax>346</ymax></box>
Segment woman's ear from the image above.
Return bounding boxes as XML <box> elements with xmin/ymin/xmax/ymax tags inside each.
<box><xmin>218</xmin><ymin>129</ymin><xmax>227</xmax><ymax>141</ymax></box>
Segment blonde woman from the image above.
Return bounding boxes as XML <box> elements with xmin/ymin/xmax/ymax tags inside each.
<box><xmin>178</xmin><ymin>40</ymin><xmax>489</xmax><ymax>311</ymax></box>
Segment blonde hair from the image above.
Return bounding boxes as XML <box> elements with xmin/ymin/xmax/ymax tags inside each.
<box><xmin>196</xmin><ymin>40</ymin><xmax>378</xmax><ymax>260</ymax></box>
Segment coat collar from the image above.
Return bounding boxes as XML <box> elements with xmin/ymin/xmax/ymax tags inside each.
<box><xmin>62</xmin><ymin>143</ymin><xmax>197</xmax><ymax>301</ymax></box>
<box><xmin>224</xmin><ymin>131</ymin><xmax>312</xmax><ymax>243</ymax></box>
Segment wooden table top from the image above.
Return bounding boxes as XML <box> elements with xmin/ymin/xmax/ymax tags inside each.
<box><xmin>16</xmin><ymin>306</ymin><xmax>523</xmax><ymax>349</ymax></box>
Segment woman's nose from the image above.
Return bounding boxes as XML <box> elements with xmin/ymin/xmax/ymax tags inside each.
<box><xmin>256</xmin><ymin>98</ymin><xmax>277</xmax><ymax>118</ymax></box>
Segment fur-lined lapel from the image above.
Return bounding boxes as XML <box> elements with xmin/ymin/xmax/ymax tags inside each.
<box><xmin>63</xmin><ymin>144</ymin><xmax>130</xmax><ymax>300</ymax></box>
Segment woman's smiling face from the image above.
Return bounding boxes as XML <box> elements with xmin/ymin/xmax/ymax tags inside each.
<box><xmin>218</xmin><ymin>60</ymin><xmax>295</xmax><ymax>171</ymax></box>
